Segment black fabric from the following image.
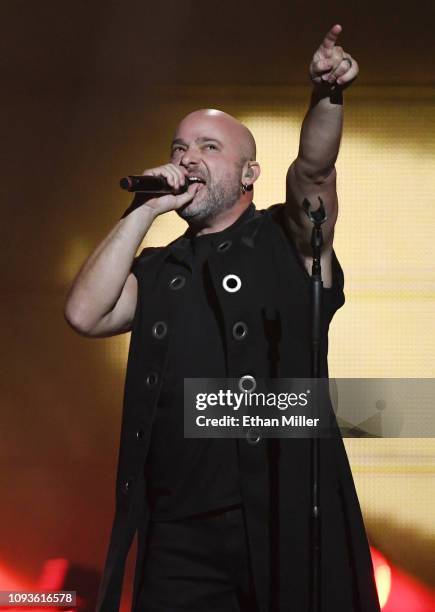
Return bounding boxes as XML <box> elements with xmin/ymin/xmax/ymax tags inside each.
<box><xmin>145</xmin><ymin>207</ymin><xmax>256</xmax><ymax>520</ymax></box>
<box><xmin>136</xmin><ymin>504</ymin><xmax>259</xmax><ymax>612</ymax></box>
<box><xmin>95</xmin><ymin>203</ymin><xmax>380</xmax><ymax>612</ymax></box>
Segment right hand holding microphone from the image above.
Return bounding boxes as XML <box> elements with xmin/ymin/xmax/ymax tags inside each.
<box><xmin>129</xmin><ymin>163</ymin><xmax>201</xmax><ymax>218</ymax></box>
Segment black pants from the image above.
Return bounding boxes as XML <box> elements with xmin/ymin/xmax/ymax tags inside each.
<box><xmin>135</xmin><ymin>503</ymin><xmax>259</xmax><ymax>612</ymax></box>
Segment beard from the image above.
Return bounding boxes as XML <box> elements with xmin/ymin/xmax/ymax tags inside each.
<box><xmin>177</xmin><ymin>169</ymin><xmax>242</xmax><ymax>226</ymax></box>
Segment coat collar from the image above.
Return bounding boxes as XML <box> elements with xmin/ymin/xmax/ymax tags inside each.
<box><xmin>163</xmin><ymin>202</ymin><xmax>264</xmax><ymax>269</ymax></box>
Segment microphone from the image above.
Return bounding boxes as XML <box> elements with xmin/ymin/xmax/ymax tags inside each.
<box><xmin>120</xmin><ymin>174</ymin><xmax>189</xmax><ymax>194</ymax></box>
<box><xmin>118</xmin><ymin>174</ymin><xmax>201</xmax><ymax>219</ymax></box>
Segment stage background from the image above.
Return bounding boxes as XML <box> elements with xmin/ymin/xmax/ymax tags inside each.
<box><xmin>1</xmin><ymin>1</ymin><xmax>434</xmax><ymax>609</ymax></box>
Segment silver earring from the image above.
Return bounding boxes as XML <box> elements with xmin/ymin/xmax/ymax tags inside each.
<box><xmin>241</xmin><ymin>183</ymin><xmax>248</xmax><ymax>194</ymax></box>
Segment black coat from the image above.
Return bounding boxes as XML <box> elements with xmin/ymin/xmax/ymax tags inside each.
<box><xmin>95</xmin><ymin>203</ymin><xmax>381</xmax><ymax>612</ymax></box>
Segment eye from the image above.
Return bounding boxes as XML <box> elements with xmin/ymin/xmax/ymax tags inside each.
<box><xmin>172</xmin><ymin>146</ymin><xmax>184</xmax><ymax>153</ymax></box>
<box><xmin>205</xmin><ymin>143</ymin><xmax>218</xmax><ymax>150</ymax></box>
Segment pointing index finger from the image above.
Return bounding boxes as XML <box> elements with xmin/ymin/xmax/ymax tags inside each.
<box><xmin>319</xmin><ymin>24</ymin><xmax>342</xmax><ymax>52</ymax></box>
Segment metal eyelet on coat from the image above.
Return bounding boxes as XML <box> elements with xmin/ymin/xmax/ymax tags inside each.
<box><xmin>232</xmin><ymin>321</ymin><xmax>248</xmax><ymax>340</ymax></box>
<box><xmin>217</xmin><ymin>240</ymin><xmax>232</xmax><ymax>252</ymax></box>
<box><xmin>123</xmin><ymin>477</ymin><xmax>134</xmax><ymax>493</ymax></box>
<box><xmin>152</xmin><ymin>321</ymin><xmax>168</xmax><ymax>339</ymax></box>
<box><xmin>238</xmin><ymin>375</ymin><xmax>256</xmax><ymax>393</ymax></box>
<box><xmin>169</xmin><ymin>275</ymin><xmax>186</xmax><ymax>290</ymax></box>
<box><xmin>146</xmin><ymin>371</ymin><xmax>159</xmax><ymax>387</ymax></box>
<box><xmin>246</xmin><ymin>428</ymin><xmax>261</xmax><ymax>445</ymax></box>
<box><xmin>136</xmin><ymin>427</ymin><xmax>144</xmax><ymax>440</ymax></box>
<box><xmin>222</xmin><ymin>274</ymin><xmax>241</xmax><ymax>293</ymax></box>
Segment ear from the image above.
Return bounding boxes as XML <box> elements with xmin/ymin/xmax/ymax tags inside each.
<box><xmin>243</xmin><ymin>161</ymin><xmax>261</xmax><ymax>186</ymax></box>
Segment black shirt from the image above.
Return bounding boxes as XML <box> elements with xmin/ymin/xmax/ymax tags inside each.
<box><xmin>144</xmin><ymin>207</ymin><xmax>256</xmax><ymax>520</ymax></box>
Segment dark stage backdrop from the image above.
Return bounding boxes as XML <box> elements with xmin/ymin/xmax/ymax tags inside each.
<box><xmin>1</xmin><ymin>2</ymin><xmax>434</xmax><ymax>610</ymax></box>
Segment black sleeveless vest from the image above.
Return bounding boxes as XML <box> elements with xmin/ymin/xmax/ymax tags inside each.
<box><xmin>95</xmin><ymin>203</ymin><xmax>380</xmax><ymax>612</ymax></box>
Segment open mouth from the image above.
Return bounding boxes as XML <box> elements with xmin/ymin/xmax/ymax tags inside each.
<box><xmin>186</xmin><ymin>176</ymin><xmax>206</xmax><ymax>186</ymax></box>
<box><xmin>186</xmin><ymin>176</ymin><xmax>206</xmax><ymax>195</ymax></box>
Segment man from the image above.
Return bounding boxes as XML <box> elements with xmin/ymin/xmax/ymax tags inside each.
<box><xmin>64</xmin><ymin>24</ymin><xmax>380</xmax><ymax>612</ymax></box>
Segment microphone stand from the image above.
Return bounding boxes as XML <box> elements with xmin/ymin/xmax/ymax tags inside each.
<box><xmin>302</xmin><ymin>196</ymin><xmax>327</xmax><ymax>612</ymax></box>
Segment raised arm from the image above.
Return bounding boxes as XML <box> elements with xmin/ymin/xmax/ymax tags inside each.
<box><xmin>285</xmin><ymin>24</ymin><xmax>359</xmax><ymax>287</ymax></box>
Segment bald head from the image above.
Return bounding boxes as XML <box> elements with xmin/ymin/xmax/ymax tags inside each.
<box><xmin>174</xmin><ymin>108</ymin><xmax>256</xmax><ymax>164</ymax></box>
<box><xmin>169</xmin><ymin>107</ymin><xmax>260</xmax><ymax>227</ymax></box>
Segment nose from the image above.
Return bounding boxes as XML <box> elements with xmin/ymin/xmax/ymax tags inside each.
<box><xmin>179</xmin><ymin>146</ymin><xmax>200</xmax><ymax>168</ymax></box>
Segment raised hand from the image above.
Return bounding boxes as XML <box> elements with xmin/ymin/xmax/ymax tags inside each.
<box><xmin>132</xmin><ymin>163</ymin><xmax>201</xmax><ymax>217</ymax></box>
<box><xmin>309</xmin><ymin>24</ymin><xmax>359</xmax><ymax>90</ymax></box>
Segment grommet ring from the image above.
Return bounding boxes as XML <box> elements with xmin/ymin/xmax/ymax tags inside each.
<box><xmin>123</xmin><ymin>477</ymin><xmax>134</xmax><ymax>493</ymax></box>
<box><xmin>246</xmin><ymin>428</ymin><xmax>261</xmax><ymax>445</ymax></box>
<box><xmin>169</xmin><ymin>275</ymin><xmax>186</xmax><ymax>290</ymax></box>
<box><xmin>146</xmin><ymin>371</ymin><xmax>159</xmax><ymax>387</ymax></box>
<box><xmin>238</xmin><ymin>375</ymin><xmax>256</xmax><ymax>393</ymax></box>
<box><xmin>222</xmin><ymin>274</ymin><xmax>242</xmax><ymax>293</ymax></box>
<box><xmin>152</xmin><ymin>321</ymin><xmax>168</xmax><ymax>339</ymax></box>
<box><xmin>232</xmin><ymin>321</ymin><xmax>248</xmax><ymax>340</ymax></box>
<box><xmin>217</xmin><ymin>240</ymin><xmax>232</xmax><ymax>252</ymax></box>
